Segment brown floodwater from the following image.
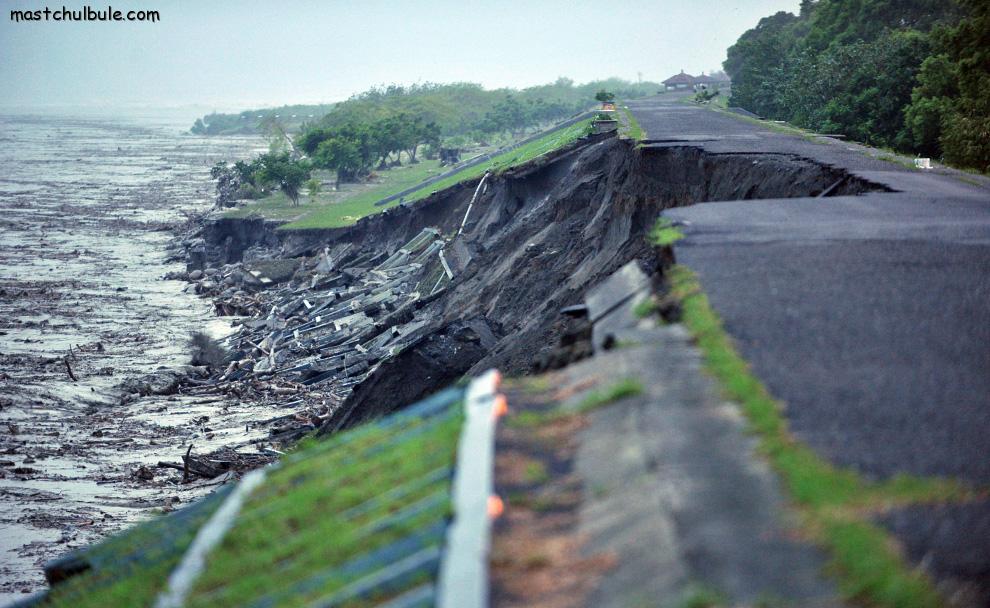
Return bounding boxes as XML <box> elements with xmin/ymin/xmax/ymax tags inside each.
<box><xmin>0</xmin><ymin>112</ymin><xmax>278</xmax><ymax>601</ymax></box>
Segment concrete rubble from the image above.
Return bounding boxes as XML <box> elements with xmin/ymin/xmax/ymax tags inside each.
<box><xmin>168</xmin><ymin>227</ymin><xmax>461</xmax><ymax>445</ymax></box>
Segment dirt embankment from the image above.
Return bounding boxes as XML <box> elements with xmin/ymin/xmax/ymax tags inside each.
<box><xmin>186</xmin><ymin>135</ymin><xmax>882</xmax><ymax>435</ymax></box>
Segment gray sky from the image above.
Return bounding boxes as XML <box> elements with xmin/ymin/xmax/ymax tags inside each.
<box><xmin>1</xmin><ymin>0</ymin><xmax>801</xmax><ymax>112</ymax></box>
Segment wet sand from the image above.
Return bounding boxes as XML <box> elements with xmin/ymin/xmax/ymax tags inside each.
<box><xmin>0</xmin><ymin>114</ymin><xmax>274</xmax><ymax>600</ymax></box>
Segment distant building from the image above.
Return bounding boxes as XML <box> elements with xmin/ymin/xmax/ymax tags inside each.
<box><xmin>662</xmin><ymin>71</ymin><xmax>696</xmax><ymax>91</ymax></box>
<box><xmin>692</xmin><ymin>73</ymin><xmax>718</xmax><ymax>90</ymax></box>
<box><xmin>662</xmin><ymin>70</ymin><xmax>732</xmax><ymax>91</ymax></box>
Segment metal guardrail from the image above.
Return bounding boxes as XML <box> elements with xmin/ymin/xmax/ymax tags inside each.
<box><xmin>155</xmin><ymin>468</ymin><xmax>268</xmax><ymax>608</ymax></box>
<box><xmin>372</xmin><ymin>111</ymin><xmax>595</xmax><ymax>208</ymax></box>
<box><xmin>34</xmin><ymin>375</ymin><xmax>503</xmax><ymax>608</ymax></box>
<box><xmin>436</xmin><ymin>369</ymin><xmax>503</xmax><ymax>608</ymax></box>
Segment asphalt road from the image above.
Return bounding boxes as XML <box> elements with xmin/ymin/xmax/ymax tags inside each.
<box><xmin>628</xmin><ymin>93</ymin><xmax>990</xmax><ymax>602</ymax></box>
<box><xmin>627</xmin><ymin>93</ymin><xmax>990</xmax><ymax>483</ymax></box>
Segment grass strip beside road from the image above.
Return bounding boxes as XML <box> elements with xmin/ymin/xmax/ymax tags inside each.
<box><xmin>665</xmin><ymin>264</ymin><xmax>976</xmax><ymax>608</ymax></box>
<box><xmin>507</xmin><ymin>377</ymin><xmax>644</xmax><ymax>428</ymax></box>
<box><xmin>618</xmin><ymin>105</ymin><xmax>645</xmax><ymax>142</ymax></box>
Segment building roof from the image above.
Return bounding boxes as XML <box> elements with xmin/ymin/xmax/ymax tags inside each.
<box><xmin>662</xmin><ymin>71</ymin><xmax>696</xmax><ymax>85</ymax></box>
<box><xmin>693</xmin><ymin>73</ymin><xmax>718</xmax><ymax>84</ymax></box>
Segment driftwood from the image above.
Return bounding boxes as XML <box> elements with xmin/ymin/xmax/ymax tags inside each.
<box><xmin>63</xmin><ymin>357</ymin><xmax>77</xmax><ymax>382</ymax></box>
<box><xmin>156</xmin><ymin>445</ymin><xmax>221</xmax><ymax>481</ymax></box>
<box><xmin>156</xmin><ymin>445</ymin><xmax>273</xmax><ymax>481</ymax></box>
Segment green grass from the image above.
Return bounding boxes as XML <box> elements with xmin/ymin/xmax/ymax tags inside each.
<box><xmin>575</xmin><ymin>377</ymin><xmax>644</xmax><ymax>413</ymax></box>
<box><xmin>633</xmin><ymin>297</ymin><xmax>658</xmax><ymax>319</ymax></box>
<box><xmin>255</xmin><ymin>159</ymin><xmax>444</xmax><ymax>229</ymax></box>
<box><xmin>523</xmin><ymin>461</ymin><xmax>550</xmax><ymax>485</ymax></box>
<box><xmin>281</xmin><ymin>118</ymin><xmax>592</xmax><ymax>230</ymax></box>
<box><xmin>677</xmin><ymin>583</ymin><xmax>727</xmax><ymax>608</ymax></box>
<box><xmin>222</xmin><ymin>189</ymin><xmax>311</xmax><ymax>221</ymax></box>
<box><xmin>47</xmin><ymin>555</ymin><xmax>187</xmax><ymax>608</ymax></box>
<box><xmin>708</xmin><ymin>105</ymin><xmax>824</xmax><ymax>144</ymax></box>
<box><xmin>648</xmin><ymin>217</ymin><xmax>684</xmax><ymax>247</ymax></box>
<box><xmin>618</xmin><ymin>105</ymin><xmax>645</xmax><ymax>141</ymax></box>
<box><xmin>43</xmin><ymin>490</ymin><xmax>231</xmax><ymax>608</ymax></box>
<box><xmin>186</xmin><ymin>407</ymin><xmax>462</xmax><ymax>607</ymax></box>
<box><xmin>223</xmin><ymin>161</ymin><xmax>442</xmax><ymax>224</ymax></box>
<box><xmin>665</xmin><ymin>264</ymin><xmax>974</xmax><ymax>608</ymax></box>
<box><xmin>43</xmin><ymin>393</ymin><xmax>465</xmax><ymax>608</ymax></box>
<box><xmin>508</xmin><ymin>377</ymin><xmax>644</xmax><ymax>428</ymax></box>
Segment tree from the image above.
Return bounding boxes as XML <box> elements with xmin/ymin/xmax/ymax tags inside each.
<box><xmin>784</xmin><ymin>30</ymin><xmax>932</xmax><ymax>147</ymax></box>
<box><xmin>209</xmin><ymin>162</ymin><xmax>241</xmax><ymax>208</ymax></box>
<box><xmin>233</xmin><ymin>159</ymin><xmax>261</xmax><ymax>186</ymax></box>
<box><xmin>594</xmin><ymin>89</ymin><xmax>615</xmax><ymax>103</ymax></box>
<box><xmin>314</xmin><ymin>138</ymin><xmax>363</xmax><ymax>187</ymax></box>
<box><xmin>722</xmin><ymin>0</ymin><xmax>979</xmax><ymax>165</ymax></box>
<box><xmin>902</xmin><ymin>54</ymin><xmax>959</xmax><ymax>155</ymax></box>
<box><xmin>256</xmin><ymin>152</ymin><xmax>311</xmax><ymax>206</ymax></box>
<box><xmin>903</xmin><ymin>0</ymin><xmax>990</xmax><ymax>171</ymax></box>
<box><xmin>484</xmin><ymin>95</ymin><xmax>527</xmax><ymax>136</ymax></box>
<box><xmin>724</xmin><ymin>11</ymin><xmax>802</xmax><ymax>117</ymax></box>
<box><xmin>305</xmin><ymin>178</ymin><xmax>322</xmax><ymax>200</ymax></box>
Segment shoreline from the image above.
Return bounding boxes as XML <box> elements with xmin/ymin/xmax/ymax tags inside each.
<box><xmin>0</xmin><ymin>115</ymin><xmax>264</xmax><ymax>601</ymax></box>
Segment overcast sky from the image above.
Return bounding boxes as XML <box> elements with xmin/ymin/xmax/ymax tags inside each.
<box><xmin>1</xmin><ymin>0</ymin><xmax>801</xmax><ymax>112</ymax></box>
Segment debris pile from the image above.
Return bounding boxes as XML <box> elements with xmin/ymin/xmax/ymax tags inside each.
<box><xmin>167</xmin><ymin>227</ymin><xmax>460</xmax><ymax>443</ymax></box>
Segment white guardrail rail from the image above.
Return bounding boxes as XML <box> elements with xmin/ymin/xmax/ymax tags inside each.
<box><xmin>437</xmin><ymin>369</ymin><xmax>506</xmax><ymax>608</ymax></box>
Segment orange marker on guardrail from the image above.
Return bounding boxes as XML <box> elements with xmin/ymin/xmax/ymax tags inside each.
<box><xmin>493</xmin><ymin>394</ymin><xmax>509</xmax><ymax>419</ymax></box>
<box><xmin>487</xmin><ymin>495</ymin><xmax>505</xmax><ymax>519</ymax></box>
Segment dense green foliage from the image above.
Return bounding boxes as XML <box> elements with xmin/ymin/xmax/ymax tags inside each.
<box><xmin>905</xmin><ymin>0</ymin><xmax>990</xmax><ymax>170</ymax></box>
<box><xmin>293</xmin><ymin>79</ymin><xmax>655</xmax><ymax>181</ymax></box>
<box><xmin>193</xmin><ymin>78</ymin><xmax>658</xmax><ymax>138</ymax></box>
<box><xmin>305</xmin><ymin>79</ymin><xmax>657</xmax><ymax>139</ymax></box>
<box><xmin>594</xmin><ymin>89</ymin><xmax>616</xmax><ymax>103</ymax></box>
<box><xmin>298</xmin><ymin>112</ymin><xmax>441</xmax><ymax>184</ymax></box>
<box><xmin>725</xmin><ymin>0</ymin><xmax>989</xmax><ymax>171</ymax></box>
<box><xmin>287</xmin><ymin>78</ymin><xmax>655</xmax><ymax>186</ymax></box>
<box><xmin>210</xmin><ymin>151</ymin><xmax>311</xmax><ymax>207</ymax></box>
<box><xmin>207</xmin><ymin>78</ymin><xmax>658</xmax><ymax>210</ymax></box>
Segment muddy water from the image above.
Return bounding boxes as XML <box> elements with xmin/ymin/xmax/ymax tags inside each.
<box><xmin>0</xmin><ymin>114</ymin><xmax>277</xmax><ymax>601</ymax></box>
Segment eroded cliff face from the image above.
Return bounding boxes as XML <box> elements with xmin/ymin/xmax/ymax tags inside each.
<box><xmin>280</xmin><ymin>137</ymin><xmax>884</xmax><ymax>429</ymax></box>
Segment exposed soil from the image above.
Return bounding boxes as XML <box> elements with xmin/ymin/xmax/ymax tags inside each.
<box><xmin>490</xmin><ymin>379</ymin><xmax>617</xmax><ymax>608</ymax></box>
<box><xmin>268</xmin><ymin>137</ymin><xmax>884</xmax><ymax>428</ymax></box>
<box><xmin>175</xmin><ymin>134</ymin><xmax>885</xmax><ymax>446</ymax></box>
